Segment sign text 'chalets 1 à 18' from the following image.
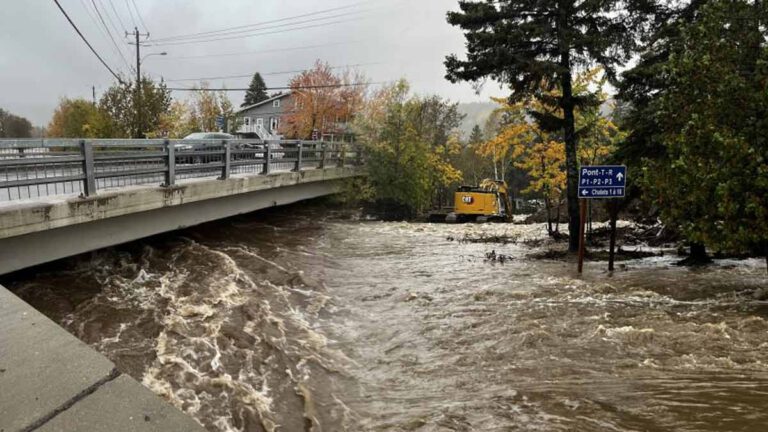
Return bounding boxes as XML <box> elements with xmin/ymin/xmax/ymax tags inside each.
<box><xmin>578</xmin><ymin>165</ymin><xmax>626</xmax><ymax>199</ymax></box>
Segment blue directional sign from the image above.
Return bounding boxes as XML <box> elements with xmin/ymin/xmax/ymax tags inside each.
<box><xmin>578</xmin><ymin>165</ymin><xmax>626</xmax><ymax>199</ymax></box>
<box><xmin>215</xmin><ymin>115</ymin><xmax>225</xmax><ymax>129</ymax></box>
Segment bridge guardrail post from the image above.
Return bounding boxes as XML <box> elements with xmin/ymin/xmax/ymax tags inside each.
<box><xmin>319</xmin><ymin>142</ymin><xmax>326</xmax><ymax>169</ymax></box>
<box><xmin>295</xmin><ymin>141</ymin><xmax>303</xmax><ymax>172</ymax></box>
<box><xmin>339</xmin><ymin>142</ymin><xmax>345</xmax><ymax>168</ymax></box>
<box><xmin>80</xmin><ymin>140</ymin><xmax>96</xmax><ymax>196</ymax></box>
<box><xmin>263</xmin><ymin>142</ymin><xmax>271</xmax><ymax>175</ymax></box>
<box><xmin>164</xmin><ymin>139</ymin><xmax>175</xmax><ymax>186</ymax></box>
<box><xmin>221</xmin><ymin>140</ymin><xmax>231</xmax><ymax>180</ymax></box>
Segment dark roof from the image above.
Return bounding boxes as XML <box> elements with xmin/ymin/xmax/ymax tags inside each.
<box><xmin>235</xmin><ymin>92</ymin><xmax>292</xmax><ymax>114</ymax></box>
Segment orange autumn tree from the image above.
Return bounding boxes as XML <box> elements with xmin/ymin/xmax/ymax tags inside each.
<box><xmin>280</xmin><ymin>60</ymin><xmax>367</xmax><ymax>140</ymax></box>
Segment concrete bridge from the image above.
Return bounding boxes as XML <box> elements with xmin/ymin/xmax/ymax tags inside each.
<box><xmin>0</xmin><ymin>138</ymin><xmax>364</xmax><ymax>275</ymax></box>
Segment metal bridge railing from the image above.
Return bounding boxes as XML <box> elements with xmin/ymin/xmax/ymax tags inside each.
<box><xmin>0</xmin><ymin>139</ymin><xmax>363</xmax><ymax>203</ymax></box>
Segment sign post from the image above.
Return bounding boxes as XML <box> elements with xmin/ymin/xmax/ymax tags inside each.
<box><xmin>577</xmin><ymin>165</ymin><xmax>626</xmax><ymax>273</ymax></box>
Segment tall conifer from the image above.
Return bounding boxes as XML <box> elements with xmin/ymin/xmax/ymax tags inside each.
<box><xmin>446</xmin><ymin>0</ymin><xmax>653</xmax><ymax>251</ymax></box>
<box><xmin>242</xmin><ymin>73</ymin><xmax>269</xmax><ymax>107</ymax></box>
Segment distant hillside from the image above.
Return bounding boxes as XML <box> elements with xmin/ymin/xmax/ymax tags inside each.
<box><xmin>456</xmin><ymin>98</ymin><xmax>617</xmax><ymax>139</ymax></box>
<box><xmin>456</xmin><ymin>102</ymin><xmax>497</xmax><ymax>138</ymax></box>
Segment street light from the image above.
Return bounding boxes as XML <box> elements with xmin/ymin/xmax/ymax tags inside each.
<box><xmin>140</xmin><ymin>51</ymin><xmax>167</xmax><ymax>65</ymax></box>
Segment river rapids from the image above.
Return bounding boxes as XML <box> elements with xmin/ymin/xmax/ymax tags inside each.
<box><xmin>5</xmin><ymin>204</ymin><xmax>768</xmax><ymax>431</ymax></box>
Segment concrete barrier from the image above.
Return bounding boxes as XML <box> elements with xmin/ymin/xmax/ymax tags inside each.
<box><xmin>0</xmin><ymin>285</ymin><xmax>205</xmax><ymax>432</ymax></box>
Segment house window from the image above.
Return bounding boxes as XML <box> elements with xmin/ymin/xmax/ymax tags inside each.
<box><xmin>270</xmin><ymin>117</ymin><xmax>279</xmax><ymax>132</ymax></box>
<box><xmin>243</xmin><ymin>117</ymin><xmax>251</xmax><ymax>126</ymax></box>
<box><xmin>273</xmin><ymin>99</ymin><xmax>280</xmax><ymax>108</ymax></box>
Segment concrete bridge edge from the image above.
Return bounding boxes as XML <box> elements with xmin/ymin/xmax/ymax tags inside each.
<box><xmin>0</xmin><ymin>176</ymin><xmax>349</xmax><ymax>275</ymax></box>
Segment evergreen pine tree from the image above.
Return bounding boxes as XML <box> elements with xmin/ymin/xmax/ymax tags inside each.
<box><xmin>617</xmin><ymin>0</ymin><xmax>704</xmax><ymax>169</ymax></box>
<box><xmin>635</xmin><ymin>0</ymin><xmax>768</xmax><ymax>264</ymax></box>
<box><xmin>445</xmin><ymin>0</ymin><xmax>654</xmax><ymax>252</ymax></box>
<box><xmin>468</xmin><ymin>124</ymin><xmax>483</xmax><ymax>145</ymax></box>
<box><xmin>241</xmin><ymin>73</ymin><xmax>269</xmax><ymax>107</ymax></box>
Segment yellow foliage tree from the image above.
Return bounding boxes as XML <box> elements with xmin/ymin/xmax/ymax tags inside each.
<box><xmin>353</xmin><ymin>80</ymin><xmax>464</xmax><ymax>216</ymax></box>
<box><xmin>187</xmin><ymin>82</ymin><xmax>235</xmax><ymax>133</ymax></box>
<box><xmin>517</xmin><ymin>138</ymin><xmax>567</xmax><ymax>233</ymax></box>
<box><xmin>478</xmin><ymin>68</ymin><xmax>622</xmax><ymax>233</ymax></box>
<box><xmin>474</xmin><ymin>98</ymin><xmax>530</xmax><ymax>180</ymax></box>
<box><xmin>148</xmin><ymin>100</ymin><xmax>196</xmax><ymax>139</ymax></box>
<box><xmin>47</xmin><ymin>98</ymin><xmax>115</xmax><ymax>138</ymax></box>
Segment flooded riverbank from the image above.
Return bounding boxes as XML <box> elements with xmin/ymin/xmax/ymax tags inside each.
<box><xmin>5</xmin><ymin>204</ymin><xmax>768</xmax><ymax>431</ymax></box>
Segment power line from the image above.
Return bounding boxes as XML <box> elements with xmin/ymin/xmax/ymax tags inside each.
<box><xmin>77</xmin><ymin>0</ymin><xmax>127</xmax><ymax>70</ymax></box>
<box><xmin>123</xmin><ymin>0</ymin><xmax>138</xmax><ymax>29</ymax></box>
<box><xmin>149</xmin><ymin>9</ymin><xmax>371</xmax><ymax>45</ymax></box>
<box><xmin>90</xmin><ymin>0</ymin><xmax>132</xmax><ymax>70</ymax></box>
<box><xmin>106</xmin><ymin>0</ymin><xmax>128</xmax><ymax>32</ymax></box>
<box><xmin>96</xmin><ymin>0</ymin><xmax>123</xmax><ymax>35</ymax></box>
<box><xmin>163</xmin><ymin>63</ymin><xmax>381</xmax><ymax>82</ymax></box>
<box><xmin>148</xmin><ymin>17</ymin><xmax>370</xmax><ymax>47</ymax></box>
<box><xmin>151</xmin><ymin>0</ymin><xmax>372</xmax><ymax>43</ymax></box>
<box><xmin>52</xmin><ymin>0</ymin><xmax>124</xmax><ymax>83</ymax></box>
<box><xmin>155</xmin><ymin>41</ymin><xmax>363</xmax><ymax>61</ymax></box>
<box><xmin>168</xmin><ymin>82</ymin><xmax>386</xmax><ymax>92</ymax></box>
<box><xmin>78</xmin><ymin>0</ymin><xmax>106</xmax><ymax>36</ymax></box>
<box><xmin>129</xmin><ymin>0</ymin><xmax>149</xmax><ymax>33</ymax></box>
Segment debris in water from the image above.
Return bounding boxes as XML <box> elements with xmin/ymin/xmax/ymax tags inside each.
<box><xmin>485</xmin><ymin>250</ymin><xmax>512</xmax><ymax>264</ymax></box>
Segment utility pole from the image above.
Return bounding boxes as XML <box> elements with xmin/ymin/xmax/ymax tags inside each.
<box><xmin>92</xmin><ymin>86</ymin><xmax>96</xmax><ymax>106</ymax></box>
<box><xmin>127</xmin><ymin>27</ymin><xmax>149</xmax><ymax>138</ymax></box>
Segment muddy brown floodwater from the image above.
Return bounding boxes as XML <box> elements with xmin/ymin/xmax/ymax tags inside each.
<box><xmin>4</xmin><ymin>203</ymin><xmax>768</xmax><ymax>432</ymax></box>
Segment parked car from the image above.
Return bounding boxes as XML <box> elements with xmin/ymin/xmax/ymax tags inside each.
<box><xmin>172</xmin><ymin>132</ymin><xmax>236</xmax><ymax>163</ymax></box>
<box><xmin>233</xmin><ymin>141</ymin><xmax>284</xmax><ymax>160</ymax></box>
<box><xmin>182</xmin><ymin>132</ymin><xmax>235</xmax><ymax>140</ymax></box>
<box><xmin>177</xmin><ymin>132</ymin><xmax>235</xmax><ymax>151</ymax></box>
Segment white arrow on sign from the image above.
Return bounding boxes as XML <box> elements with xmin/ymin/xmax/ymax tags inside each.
<box><xmin>581</xmin><ymin>189</ymin><xmax>589</xmax><ymax>196</ymax></box>
<box><xmin>616</xmin><ymin>172</ymin><xmax>624</xmax><ymax>182</ymax></box>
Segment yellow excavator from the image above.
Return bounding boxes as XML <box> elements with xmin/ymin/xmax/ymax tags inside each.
<box><xmin>444</xmin><ymin>179</ymin><xmax>514</xmax><ymax>223</ymax></box>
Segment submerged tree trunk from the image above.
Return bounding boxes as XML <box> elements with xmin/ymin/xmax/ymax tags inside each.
<box><xmin>559</xmin><ymin>48</ymin><xmax>579</xmax><ymax>252</ymax></box>
<box><xmin>677</xmin><ymin>242</ymin><xmax>712</xmax><ymax>266</ymax></box>
<box><xmin>543</xmin><ymin>157</ymin><xmax>553</xmax><ymax>235</ymax></box>
<box><xmin>545</xmin><ymin>197</ymin><xmax>553</xmax><ymax>235</ymax></box>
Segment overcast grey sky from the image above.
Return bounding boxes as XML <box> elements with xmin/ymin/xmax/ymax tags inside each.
<box><xmin>0</xmin><ymin>0</ymin><xmax>504</xmax><ymax>126</ymax></box>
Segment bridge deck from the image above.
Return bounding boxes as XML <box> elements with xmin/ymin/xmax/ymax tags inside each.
<box><xmin>0</xmin><ymin>139</ymin><xmax>364</xmax><ymax>274</ymax></box>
